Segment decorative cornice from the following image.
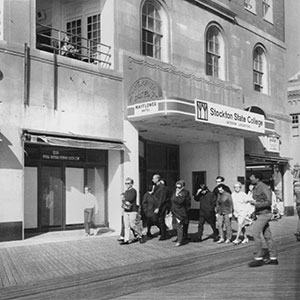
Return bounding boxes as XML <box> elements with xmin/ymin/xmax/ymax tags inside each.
<box><xmin>128</xmin><ymin>56</ymin><xmax>242</xmax><ymax>93</ymax></box>
<box><xmin>288</xmin><ymin>90</ymin><xmax>300</xmax><ymax>98</ymax></box>
<box><xmin>185</xmin><ymin>0</ymin><xmax>237</xmax><ymax>23</ymax></box>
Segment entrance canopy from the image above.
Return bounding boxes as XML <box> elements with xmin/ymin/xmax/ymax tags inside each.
<box><xmin>23</xmin><ymin>130</ymin><xmax>124</xmax><ymax>151</ymax></box>
<box><xmin>245</xmin><ymin>153</ymin><xmax>290</xmax><ymax>166</ymax></box>
<box><xmin>127</xmin><ymin>99</ymin><xmax>274</xmax><ymax>144</ymax></box>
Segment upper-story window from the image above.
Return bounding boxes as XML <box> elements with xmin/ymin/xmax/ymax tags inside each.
<box><xmin>87</xmin><ymin>14</ymin><xmax>101</xmax><ymax>53</ymax></box>
<box><xmin>292</xmin><ymin>114</ymin><xmax>300</xmax><ymax>137</ymax></box>
<box><xmin>292</xmin><ymin>114</ymin><xmax>299</xmax><ymax>124</ymax></box>
<box><xmin>262</xmin><ymin>0</ymin><xmax>273</xmax><ymax>23</ymax></box>
<box><xmin>244</xmin><ymin>0</ymin><xmax>256</xmax><ymax>14</ymax></box>
<box><xmin>206</xmin><ymin>24</ymin><xmax>225</xmax><ymax>80</ymax></box>
<box><xmin>141</xmin><ymin>0</ymin><xmax>168</xmax><ymax>62</ymax></box>
<box><xmin>253</xmin><ymin>45</ymin><xmax>268</xmax><ymax>94</ymax></box>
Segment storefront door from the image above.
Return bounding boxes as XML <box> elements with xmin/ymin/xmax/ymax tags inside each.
<box><xmin>40</xmin><ymin>165</ymin><xmax>64</xmax><ymax>229</ymax></box>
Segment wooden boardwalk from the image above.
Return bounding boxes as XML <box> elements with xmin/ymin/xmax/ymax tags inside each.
<box><xmin>0</xmin><ymin>216</ymin><xmax>299</xmax><ymax>299</ymax></box>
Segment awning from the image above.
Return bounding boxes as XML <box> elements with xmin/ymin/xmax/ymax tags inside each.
<box><xmin>23</xmin><ymin>130</ymin><xmax>124</xmax><ymax>151</ymax></box>
<box><xmin>245</xmin><ymin>153</ymin><xmax>290</xmax><ymax>165</ymax></box>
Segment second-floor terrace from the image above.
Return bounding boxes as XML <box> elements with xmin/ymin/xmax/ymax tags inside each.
<box><xmin>36</xmin><ymin>23</ymin><xmax>111</xmax><ymax>69</ymax></box>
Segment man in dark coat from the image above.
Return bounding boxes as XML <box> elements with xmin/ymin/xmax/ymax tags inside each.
<box><xmin>142</xmin><ymin>184</ymin><xmax>160</xmax><ymax>237</ymax></box>
<box><xmin>194</xmin><ymin>184</ymin><xmax>219</xmax><ymax>242</ymax></box>
<box><xmin>171</xmin><ymin>180</ymin><xmax>191</xmax><ymax>247</ymax></box>
<box><xmin>152</xmin><ymin>174</ymin><xmax>171</xmax><ymax>240</ymax></box>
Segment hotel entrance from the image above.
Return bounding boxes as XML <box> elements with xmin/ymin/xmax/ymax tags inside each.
<box><xmin>139</xmin><ymin>138</ymin><xmax>179</xmax><ymax>199</ymax></box>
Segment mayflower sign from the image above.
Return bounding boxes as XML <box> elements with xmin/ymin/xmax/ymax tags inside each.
<box><xmin>195</xmin><ymin>99</ymin><xmax>265</xmax><ymax>133</ymax></box>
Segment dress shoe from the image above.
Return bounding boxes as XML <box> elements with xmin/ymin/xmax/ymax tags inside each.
<box><xmin>119</xmin><ymin>241</ymin><xmax>129</xmax><ymax>245</ymax></box>
<box><xmin>147</xmin><ymin>232</ymin><xmax>154</xmax><ymax>238</ymax></box>
<box><xmin>139</xmin><ymin>236</ymin><xmax>146</xmax><ymax>244</ymax></box>
<box><xmin>248</xmin><ymin>259</ymin><xmax>264</xmax><ymax>267</ymax></box>
<box><xmin>263</xmin><ymin>258</ymin><xmax>279</xmax><ymax>265</ymax></box>
<box><xmin>159</xmin><ymin>236</ymin><xmax>167</xmax><ymax>241</ymax></box>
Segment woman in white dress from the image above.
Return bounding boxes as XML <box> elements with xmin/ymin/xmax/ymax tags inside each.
<box><xmin>232</xmin><ymin>182</ymin><xmax>255</xmax><ymax>245</ymax></box>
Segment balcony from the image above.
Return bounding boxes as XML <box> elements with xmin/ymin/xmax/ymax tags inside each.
<box><xmin>36</xmin><ymin>24</ymin><xmax>112</xmax><ymax>68</ymax></box>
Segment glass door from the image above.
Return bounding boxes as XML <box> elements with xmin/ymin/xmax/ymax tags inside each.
<box><xmin>65</xmin><ymin>167</ymin><xmax>84</xmax><ymax>225</ymax></box>
<box><xmin>40</xmin><ymin>166</ymin><xmax>64</xmax><ymax>229</ymax></box>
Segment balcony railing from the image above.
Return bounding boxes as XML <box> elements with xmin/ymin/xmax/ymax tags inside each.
<box><xmin>36</xmin><ymin>24</ymin><xmax>112</xmax><ymax>68</ymax></box>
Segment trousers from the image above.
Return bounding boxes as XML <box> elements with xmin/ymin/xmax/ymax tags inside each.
<box><xmin>252</xmin><ymin>213</ymin><xmax>277</xmax><ymax>258</ymax></box>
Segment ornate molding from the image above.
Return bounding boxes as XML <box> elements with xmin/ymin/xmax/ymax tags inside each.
<box><xmin>128</xmin><ymin>56</ymin><xmax>241</xmax><ymax>93</ymax></box>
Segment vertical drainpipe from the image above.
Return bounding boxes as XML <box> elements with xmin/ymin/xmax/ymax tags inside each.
<box><xmin>54</xmin><ymin>53</ymin><xmax>58</xmax><ymax>110</ymax></box>
<box><xmin>24</xmin><ymin>43</ymin><xmax>30</xmax><ymax>106</ymax></box>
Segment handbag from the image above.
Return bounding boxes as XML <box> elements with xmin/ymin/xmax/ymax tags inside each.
<box><xmin>165</xmin><ymin>212</ymin><xmax>173</xmax><ymax>230</ymax></box>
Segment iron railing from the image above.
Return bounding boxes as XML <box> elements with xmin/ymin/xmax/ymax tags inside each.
<box><xmin>36</xmin><ymin>24</ymin><xmax>112</xmax><ymax>68</ymax></box>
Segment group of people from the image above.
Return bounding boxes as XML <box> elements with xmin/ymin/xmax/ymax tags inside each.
<box><xmin>118</xmin><ymin>172</ymin><xmax>279</xmax><ymax>267</ymax></box>
<box><xmin>118</xmin><ymin>174</ymin><xmax>191</xmax><ymax>247</ymax></box>
<box><xmin>194</xmin><ymin>173</ymin><xmax>279</xmax><ymax>267</ymax></box>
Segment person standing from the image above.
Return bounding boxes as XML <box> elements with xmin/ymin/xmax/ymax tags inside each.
<box><xmin>213</xmin><ymin>176</ymin><xmax>232</xmax><ymax>197</ymax></box>
<box><xmin>83</xmin><ymin>186</ymin><xmax>98</xmax><ymax>236</ymax></box>
<box><xmin>294</xmin><ymin>181</ymin><xmax>300</xmax><ymax>240</ymax></box>
<box><xmin>231</xmin><ymin>182</ymin><xmax>254</xmax><ymax>245</ymax></box>
<box><xmin>194</xmin><ymin>184</ymin><xmax>218</xmax><ymax>242</ymax></box>
<box><xmin>248</xmin><ymin>172</ymin><xmax>278</xmax><ymax>267</ymax></box>
<box><xmin>142</xmin><ymin>184</ymin><xmax>160</xmax><ymax>238</ymax></box>
<box><xmin>152</xmin><ymin>174</ymin><xmax>170</xmax><ymax>240</ymax></box>
<box><xmin>171</xmin><ymin>180</ymin><xmax>191</xmax><ymax>247</ymax></box>
<box><xmin>120</xmin><ymin>178</ymin><xmax>145</xmax><ymax>245</ymax></box>
<box><xmin>215</xmin><ymin>184</ymin><xmax>233</xmax><ymax>244</ymax></box>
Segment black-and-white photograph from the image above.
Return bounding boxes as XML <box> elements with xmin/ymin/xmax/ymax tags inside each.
<box><xmin>0</xmin><ymin>0</ymin><xmax>300</xmax><ymax>299</ymax></box>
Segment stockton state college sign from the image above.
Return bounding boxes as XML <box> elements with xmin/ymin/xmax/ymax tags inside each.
<box><xmin>195</xmin><ymin>99</ymin><xmax>265</xmax><ymax>133</ymax></box>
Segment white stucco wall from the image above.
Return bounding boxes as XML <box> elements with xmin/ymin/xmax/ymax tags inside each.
<box><xmin>180</xmin><ymin>142</ymin><xmax>219</xmax><ymax>209</ymax></box>
<box><xmin>108</xmin><ymin>150</ymin><xmax>123</xmax><ymax>231</ymax></box>
<box><xmin>123</xmin><ymin>120</ymin><xmax>139</xmax><ymax>204</ymax></box>
<box><xmin>180</xmin><ymin>138</ymin><xmax>245</xmax><ymax>209</ymax></box>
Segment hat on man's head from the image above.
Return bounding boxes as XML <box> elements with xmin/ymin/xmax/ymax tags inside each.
<box><xmin>176</xmin><ymin>180</ymin><xmax>185</xmax><ymax>188</ymax></box>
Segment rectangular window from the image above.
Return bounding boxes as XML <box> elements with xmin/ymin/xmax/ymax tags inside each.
<box><xmin>263</xmin><ymin>0</ymin><xmax>273</xmax><ymax>23</ymax></box>
<box><xmin>65</xmin><ymin>167</ymin><xmax>84</xmax><ymax>225</ymax></box>
<box><xmin>292</xmin><ymin>126</ymin><xmax>299</xmax><ymax>137</ymax></box>
<box><xmin>66</xmin><ymin>18</ymin><xmax>82</xmax><ymax>52</ymax></box>
<box><xmin>87</xmin><ymin>14</ymin><xmax>101</xmax><ymax>53</ymax></box>
<box><xmin>292</xmin><ymin>114</ymin><xmax>299</xmax><ymax>124</ymax></box>
<box><xmin>244</xmin><ymin>0</ymin><xmax>256</xmax><ymax>14</ymax></box>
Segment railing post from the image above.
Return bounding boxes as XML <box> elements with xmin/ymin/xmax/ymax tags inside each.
<box><xmin>54</xmin><ymin>53</ymin><xmax>58</xmax><ymax>110</ymax></box>
<box><xmin>24</xmin><ymin>43</ymin><xmax>30</xmax><ymax>106</ymax></box>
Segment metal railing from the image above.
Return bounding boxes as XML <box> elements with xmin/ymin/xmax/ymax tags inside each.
<box><xmin>36</xmin><ymin>24</ymin><xmax>112</xmax><ymax>68</ymax></box>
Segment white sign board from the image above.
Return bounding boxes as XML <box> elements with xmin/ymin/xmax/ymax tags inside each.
<box><xmin>134</xmin><ymin>101</ymin><xmax>158</xmax><ymax>116</ymax></box>
<box><xmin>195</xmin><ymin>99</ymin><xmax>265</xmax><ymax>133</ymax></box>
<box><xmin>259</xmin><ymin>135</ymin><xmax>280</xmax><ymax>153</ymax></box>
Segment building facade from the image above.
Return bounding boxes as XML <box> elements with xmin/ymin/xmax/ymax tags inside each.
<box><xmin>287</xmin><ymin>72</ymin><xmax>300</xmax><ymax>181</ymax></box>
<box><xmin>0</xmin><ymin>0</ymin><xmax>292</xmax><ymax>242</ymax></box>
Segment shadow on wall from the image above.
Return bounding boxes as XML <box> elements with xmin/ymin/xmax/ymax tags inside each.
<box><xmin>0</xmin><ymin>133</ymin><xmax>23</xmax><ymax>170</ymax></box>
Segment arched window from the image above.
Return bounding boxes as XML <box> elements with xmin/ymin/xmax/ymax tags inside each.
<box><xmin>253</xmin><ymin>45</ymin><xmax>268</xmax><ymax>94</ymax></box>
<box><xmin>206</xmin><ymin>25</ymin><xmax>225</xmax><ymax>80</ymax></box>
<box><xmin>141</xmin><ymin>0</ymin><xmax>168</xmax><ymax>61</ymax></box>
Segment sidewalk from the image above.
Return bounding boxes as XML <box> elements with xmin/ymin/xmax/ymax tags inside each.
<box><xmin>0</xmin><ymin>215</ymin><xmax>299</xmax><ymax>299</ymax></box>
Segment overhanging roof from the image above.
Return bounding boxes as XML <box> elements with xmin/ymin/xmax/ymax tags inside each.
<box><xmin>23</xmin><ymin>130</ymin><xmax>124</xmax><ymax>151</ymax></box>
<box><xmin>245</xmin><ymin>153</ymin><xmax>290</xmax><ymax>165</ymax></box>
